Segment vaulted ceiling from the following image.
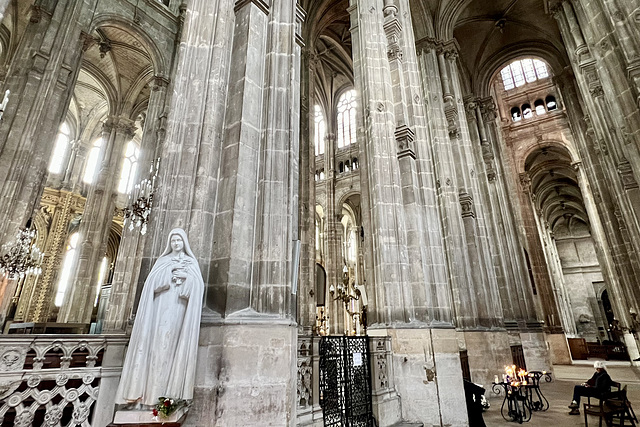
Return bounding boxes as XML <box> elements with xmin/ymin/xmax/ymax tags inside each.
<box><xmin>525</xmin><ymin>146</ymin><xmax>590</xmax><ymax>236</ymax></box>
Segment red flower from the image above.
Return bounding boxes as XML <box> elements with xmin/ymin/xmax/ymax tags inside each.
<box><xmin>164</xmin><ymin>400</ymin><xmax>171</xmax><ymax>407</ymax></box>
<box><xmin>152</xmin><ymin>409</ymin><xmax>159</xmax><ymax>416</ymax></box>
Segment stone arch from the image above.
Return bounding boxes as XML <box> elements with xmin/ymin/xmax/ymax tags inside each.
<box><xmin>88</xmin><ymin>15</ymin><xmax>166</xmax><ymax>77</ymax></box>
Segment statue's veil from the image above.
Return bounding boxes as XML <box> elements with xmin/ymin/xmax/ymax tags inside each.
<box><xmin>159</xmin><ymin>227</ymin><xmax>198</xmax><ymax>261</ymax></box>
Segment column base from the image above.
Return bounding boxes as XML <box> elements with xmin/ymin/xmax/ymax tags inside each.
<box><xmin>546</xmin><ymin>332</ymin><xmax>572</xmax><ymax>365</ymax></box>
<box><xmin>384</xmin><ymin>328</ymin><xmax>467</xmax><ymax>427</ymax></box>
<box><xmin>183</xmin><ymin>321</ymin><xmax>297</xmax><ymax>427</ymax></box>
<box><xmin>520</xmin><ymin>331</ymin><xmax>553</xmax><ymax>371</ymax></box>
<box><xmin>462</xmin><ymin>330</ymin><xmax>512</xmax><ymax>390</ymax></box>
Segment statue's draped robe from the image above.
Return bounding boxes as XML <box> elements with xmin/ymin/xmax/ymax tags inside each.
<box><xmin>116</xmin><ymin>229</ymin><xmax>204</xmax><ymax>405</ymax></box>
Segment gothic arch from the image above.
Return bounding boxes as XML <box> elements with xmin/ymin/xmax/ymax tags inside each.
<box><xmin>89</xmin><ymin>15</ymin><xmax>166</xmax><ymax>77</ymax></box>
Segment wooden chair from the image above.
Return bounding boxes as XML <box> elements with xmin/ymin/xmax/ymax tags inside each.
<box><xmin>584</xmin><ymin>383</ymin><xmax>636</xmax><ymax>427</ymax></box>
<box><xmin>604</xmin><ymin>386</ymin><xmax>637</xmax><ymax>427</ymax></box>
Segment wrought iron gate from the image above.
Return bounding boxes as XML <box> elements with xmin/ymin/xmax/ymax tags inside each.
<box><xmin>319</xmin><ymin>336</ymin><xmax>374</xmax><ymax>427</ymax></box>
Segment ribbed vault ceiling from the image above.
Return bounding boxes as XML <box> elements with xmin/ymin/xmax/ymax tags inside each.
<box><xmin>525</xmin><ymin>146</ymin><xmax>589</xmax><ymax>235</ymax></box>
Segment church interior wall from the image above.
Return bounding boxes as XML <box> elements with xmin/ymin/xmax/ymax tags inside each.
<box><xmin>0</xmin><ymin>0</ymin><xmax>639</xmax><ymax>426</ymax></box>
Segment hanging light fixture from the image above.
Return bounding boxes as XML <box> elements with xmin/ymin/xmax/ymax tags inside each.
<box><xmin>0</xmin><ymin>228</ymin><xmax>44</xmax><ymax>279</ymax></box>
<box><xmin>123</xmin><ymin>158</ymin><xmax>159</xmax><ymax>235</ymax></box>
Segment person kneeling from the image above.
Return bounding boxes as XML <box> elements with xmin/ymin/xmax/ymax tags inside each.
<box><xmin>568</xmin><ymin>361</ymin><xmax>612</xmax><ymax>415</ymax></box>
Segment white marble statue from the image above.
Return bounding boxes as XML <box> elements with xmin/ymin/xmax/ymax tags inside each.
<box><xmin>116</xmin><ymin>228</ymin><xmax>204</xmax><ymax>405</ymax></box>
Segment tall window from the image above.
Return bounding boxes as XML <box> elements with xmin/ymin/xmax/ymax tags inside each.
<box><xmin>55</xmin><ymin>232</ymin><xmax>80</xmax><ymax>307</ymax></box>
<box><xmin>500</xmin><ymin>59</ymin><xmax>549</xmax><ymax>90</ymax></box>
<box><xmin>314</xmin><ymin>105</ymin><xmax>326</xmax><ymax>156</ymax></box>
<box><xmin>49</xmin><ymin>122</ymin><xmax>71</xmax><ymax>174</ymax></box>
<box><xmin>94</xmin><ymin>256</ymin><xmax>109</xmax><ymax>306</ymax></box>
<box><xmin>83</xmin><ymin>138</ymin><xmax>103</xmax><ymax>184</ymax></box>
<box><xmin>118</xmin><ymin>141</ymin><xmax>140</xmax><ymax>194</ymax></box>
<box><xmin>337</xmin><ymin>89</ymin><xmax>357</xmax><ymax>148</ymax></box>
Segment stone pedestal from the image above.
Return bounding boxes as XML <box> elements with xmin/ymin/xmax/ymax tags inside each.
<box><xmin>183</xmin><ymin>320</ymin><xmax>297</xmax><ymax>427</ymax></box>
<box><xmin>462</xmin><ymin>330</ymin><xmax>512</xmax><ymax>390</ymax></box>
<box><xmin>113</xmin><ymin>407</ymin><xmax>188</xmax><ymax>424</ymax></box>
<box><xmin>384</xmin><ymin>328</ymin><xmax>467</xmax><ymax>427</ymax></box>
<box><xmin>546</xmin><ymin>332</ymin><xmax>572</xmax><ymax>365</ymax></box>
<box><xmin>520</xmin><ymin>331</ymin><xmax>552</xmax><ymax>371</ymax></box>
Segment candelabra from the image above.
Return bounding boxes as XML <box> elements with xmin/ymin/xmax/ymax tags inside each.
<box><xmin>124</xmin><ymin>159</ymin><xmax>159</xmax><ymax>235</ymax></box>
<box><xmin>0</xmin><ymin>228</ymin><xmax>44</xmax><ymax>279</ymax></box>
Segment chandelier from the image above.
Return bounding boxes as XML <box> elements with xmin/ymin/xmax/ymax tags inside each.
<box><xmin>124</xmin><ymin>159</ymin><xmax>159</xmax><ymax>235</ymax></box>
<box><xmin>0</xmin><ymin>228</ymin><xmax>44</xmax><ymax>279</ymax></box>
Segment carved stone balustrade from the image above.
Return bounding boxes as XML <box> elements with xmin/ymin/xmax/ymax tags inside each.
<box><xmin>0</xmin><ymin>334</ymin><xmax>128</xmax><ymax>426</ymax></box>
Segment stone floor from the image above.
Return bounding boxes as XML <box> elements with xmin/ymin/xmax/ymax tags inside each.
<box><xmin>482</xmin><ymin>362</ymin><xmax>640</xmax><ymax>426</ymax></box>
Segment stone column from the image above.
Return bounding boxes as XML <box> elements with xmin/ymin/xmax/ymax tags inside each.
<box><xmin>103</xmin><ymin>77</ymin><xmax>170</xmax><ymax>333</ymax></box>
<box><xmin>552</xmin><ymin>5</ymin><xmax>640</xmax><ymax>348</ymax></box>
<box><xmin>58</xmin><ymin>117</ymin><xmax>136</xmax><ymax>324</ymax></box>
<box><xmin>350</xmin><ymin>1</ymin><xmax>465</xmax><ymax>426</ymax></box>
<box><xmin>297</xmin><ymin>46</ymin><xmax>317</xmax><ymax>334</ymax></box>
<box><xmin>561</xmin><ymin>0</ymin><xmax>588</xmax><ymax>57</ymax></box>
<box><xmin>349</xmin><ymin>0</ymin><xmax>412</xmax><ymax>327</ymax></box>
<box><xmin>323</xmin><ymin>133</ymin><xmax>344</xmax><ymax>334</ymax></box>
<box><xmin>0</xmin><ymin>0</ymin><xmax>94</xmax><ymax>325</ymax></box>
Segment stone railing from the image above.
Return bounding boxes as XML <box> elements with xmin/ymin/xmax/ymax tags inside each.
<box><xmin>0</xmin><ymin>334</ymin><xmax>128</xmax><ymax>426</ymax></box>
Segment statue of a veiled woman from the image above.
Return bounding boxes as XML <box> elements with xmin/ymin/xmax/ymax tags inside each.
<box><xmin>116</xmin><ymin>228</ymin><xmax>204</xmax><ymax>405</ymax></box>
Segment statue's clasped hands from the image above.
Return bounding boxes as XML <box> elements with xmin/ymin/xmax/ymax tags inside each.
<box><xmin>172</xmin><ymin>267</ymin><xmax>188</xmax><ymax>285</ymax></box>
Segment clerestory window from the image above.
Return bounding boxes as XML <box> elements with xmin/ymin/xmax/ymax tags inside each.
<box><xmin>500</xmin><ymin>59</ymin><xmax>549</xmax><ymax>91</ymax></box>
<box><xmin>83</xmin><ymin>138</ymin><xmax>103</xmax><ymax>184</ymax></box>
<box><xmin>314</xmin><ymin>105</ymin><xmax>326</xmax><ymax>156</ymax></box>
<box><xmin>49</xmin><ymin>122</ymin><xmax>71</xmax><ymax>174</ymax></box>
<box><xmin>118</xmin><ymin>141</ymin><xmax>140</xmax><ymax>194</ymax></box>
<box><xmin>337</xmin><ymin>89</ymin><xmax>357</xmax><ymax>148</ymax></box>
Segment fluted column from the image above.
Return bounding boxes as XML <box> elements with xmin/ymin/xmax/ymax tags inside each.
<box><xmin>297</xmin><ymin>47</ymin><xmax>317</xmax><ymax>334</ymax></box>
<box><xmin>58</xmin><ymin>117</ymin><xmax>136</xmax><ymax>323</ymax></box>
<box><xmin>349</xmin><ymin>0</ymin><xmax>412</xmax><ymax>326</ymax></box>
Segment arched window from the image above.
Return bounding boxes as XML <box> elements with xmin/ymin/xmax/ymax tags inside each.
<box><xmin>49</xmin><ymin>122</ymin><xmax>71</xmax><ymax>174</ymax></box>
<box><xmin>511</xmin><ymin>107</ymin><xmax>522</xmax><ymax>122</ymax></box>
<box><xmin>546</xmin><ymin>95</ymin><xmax>557</xmax><ymax>111</ymax></box>
<box><xmin>345</xmin><ymin>160</ymin><xmax>351</xmax><ymax>171</ymax></box>
<box><xmin>522</xmin><ymin>103</ymin><xmax>533</xmax><ymax>119</ymax></box>
<box><xmin>500</xmin><ymin>59</ymin><xmax>549</xmax><ymax>91</ymax></box>
<box><xmin>339</xmin><ymin>162</ymin><xmax>344</xmax><ymax>173</ymax></box>
<box><xmin>534</xmin><ymin>99</ymin><xmax>546</xmax><ymax>116</ymax></box>
<box><xmin>55</xmin><ymin>232</ymin><xmax>80</xmax><ymax>307</ymax></box>
<box><xmin>337</xmin><ymin>89</ymin><xmax>357</xmax><ymax>148</ymax></box>
<box><xmin>118</xmin><ymin>141</ymin><xmax>140</xmax><ymax>194</ymax></box>
<box><xmin>347</xmin><ymin>228</ymin><xmax>357</xmax><ymax>264</ymax></box>
<box><xmin>319</xmin><ymin>170</ymin><xmax>325</xmax><ymax>180</ymax></box>
<box><xmin>94</xmin><ymin>256</ymin><xmax>109</xmax><ymax>306</ymax></box>
<box><xmin>314</xmin><ymin>105</ymin><xmax>326</xmax><ymax>156</ymax></box>
<box><xmin>352</xmin><ymin>158</ymin><xmax>358</xmax><ymax>170</ymax></box>
<box><xmin>83</xmin><ymin>138</ymin><xmax>103</xmax><ymax>184</ymax></box>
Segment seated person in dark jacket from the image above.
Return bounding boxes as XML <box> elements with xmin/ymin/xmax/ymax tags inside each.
<box><xmin>568</xmin><ymin>360</ymin><xmax>613</xmax><ymax>415</ymax></box>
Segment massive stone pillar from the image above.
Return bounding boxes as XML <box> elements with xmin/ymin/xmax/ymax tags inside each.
<box><xmin>58</xmin><ymin>117</ymin><xmax>136</xmax><ymax>323</ymax></box>
<box><xmin>133</xmin><ymin>0</ymin><xmax>301</xmax><ymax>424</ymax></box>
<box><xmin>350</xmin><ymin>0</ymin><xmax>465</xmax><ymax>425</ymax></box>
<box><xmin>0</xmin><ymin>0</ymin><xmax>95</xmax><ymax>325</ymax></box>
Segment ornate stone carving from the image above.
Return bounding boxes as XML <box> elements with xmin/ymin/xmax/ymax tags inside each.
<box><xmin>618</xmin><ymin>161</ymin><xmax>639</xmax><ymax>190</ymax></box>
<box><xmin>445</xmin><ymin>105</ymin><xmax>460</xmax><ymax>138</ymax></box>
<box><xmin>0</xmin><ymin>349</ymin><xmax>25</xmax><ymax>372</ymax></box>
<box><xmin>296</xmin><ymin>337</ymin><xmax>312</xmax><ymax>409</ymax></box>
<box><xmin>519</xmin><ymin>173</ymin><xmax>531</xmax><ymax>193</ymax></box>
<box><xmin>459</xmin><ymin>192</ymin><xmax>476</xmax><ymax>219</ymax></box>
<box><xmin>396</xmin><ymin>125</ymin><xmax>415</xmax><ymax>159</ymax></box>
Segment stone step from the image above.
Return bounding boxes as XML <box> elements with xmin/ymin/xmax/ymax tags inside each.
<box><xmin>388</xmin><ymin>422</ymin><xmax>424</xmax><ymax>427</ymax></box>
